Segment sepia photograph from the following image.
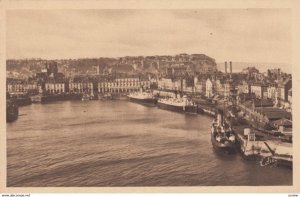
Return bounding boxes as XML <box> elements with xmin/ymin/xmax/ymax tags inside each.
<box><xmin>2</xmin><ymin>0</ymin><xmax>300</xmax><ymax>194</ymax></box>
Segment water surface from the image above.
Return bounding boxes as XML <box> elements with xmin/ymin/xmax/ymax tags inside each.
<box><xmin>7</xmin><ymin>100</ymin><xmax>292</xmax><ymax>186</ymax></box>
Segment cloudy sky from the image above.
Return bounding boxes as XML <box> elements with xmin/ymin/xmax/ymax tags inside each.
<box><xmin>6</xmin><ymin>9</ymin><xmax>291</xmax><ymax>64</ymax></box>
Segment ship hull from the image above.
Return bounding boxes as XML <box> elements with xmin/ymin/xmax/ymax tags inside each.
<box><xmin>276</xmin><ymin>158</ymin><xmax>293</xmax><ymax>168</ymax></box>
<box><xmin>6</xmin><ymin>100</ymin><xmax>19</xmax><ymax>122</ymax></box>
<box><xmin>157</xmin><ymin>101</ymin><xmax>197</xmax><ymax>114</ymax></box>
<box><xmin>211</xmin><ymin>132</ymin><xmax>237</xmax><ymax>154</ymax></box>
<box><xmin>211</xmin><ymin>126</ymin><xmax>237</xmax><ymax>154</ymax></box>
<box><xmin>128</xmin><ymin>96</ymin><xmax>157</xmax><ymax>107</ymax></box>
<box><xmin>16</xmin><ymin>97</ymin><xmax>32</xmax><ymax>106</ymax></box>
<box><xmin>41</xmin><ymin>93</ymin><xmax>82</xmax><ymax>104</ymax></box>
<box><xmin>157</xmin><ymin>101</ymin><xmax>184</xmax><ymax>112</ymax></box>
<box><xmin>185</xmin><ymin>105</ymin><xmax>198</xmax><ymax>115</ymax></box>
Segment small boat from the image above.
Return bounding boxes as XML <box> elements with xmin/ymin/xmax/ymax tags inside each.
<box><xmin>103</xmin><ymin>93</ymin><xmax>113</xmax><ymax>100</ymax></box>
<box><xmin>211</xmin><ymin>112</ymin><xmax>237</xmax><ymax>153</ymax></box>
<box><xmin>81</xmin><ymin>93</ymin><xmax>91</xmax><ymax>101</ymax></box>
<box><xmin>30</xmin><ymin>94</ymin><xmax>42</xmax><ymax>103</ymax></box>
<box><xmin>203</xmin><ymin>108</ymin><xmax>216</xmax><ymax>116</ymax></box>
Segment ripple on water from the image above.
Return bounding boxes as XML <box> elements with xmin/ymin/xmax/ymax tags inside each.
<box><xmin>7</xmin><ymin>101</ymin><xmax>293</xmax><ymax>186</ymax></box>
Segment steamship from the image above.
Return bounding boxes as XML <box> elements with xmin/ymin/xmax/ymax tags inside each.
<box><xmin>211</xmin><ymin>111</ymin><xmax>237</xmax><ymax>153</ymax></box>
<box><xmin>7</xmin><ymin>99</ymin><xmax>19</xmax><ymax>122</ymax></box>
<box><xmin>157</xmin><ymin>95</ymin><xmax>197</xmax><ymax>114</ymax></box>
<box><xmin>127</xmin><ymin>91</ymin><xmax>157</xmax><ymax>106</ymax></box>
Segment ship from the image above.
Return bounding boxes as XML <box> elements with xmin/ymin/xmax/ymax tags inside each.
<box><xmin>31</xmin><ymin>93</ymin><xmax>82</xmax><ymax>103</ymax></box>
<box><xmin>157</xmin><ymin>95</ymin><xmax>197</xmax><ymax>114</ymax></box>
<box><xmin>81</xmin><ymin>93</ymin><xmax>91</xmax><ymax>101</ymax></box>
<box><xmin>7</xmin><ymin>99</ymin><xmax>19</xmax><ymax>122</ymax></box>
<box><xmin>211</xmin><ymin>112</ymin><xmax>237</xmax><ymax>153</ymax></box>
<box><xmin>9</xmin><ymin>93</ymin><xmax>32</xmax><ymax>106</ymax></box>
<box><xmin>127</xmin><ymin>91</ymin><xmax>157</xmax><ymax>106</ymax></box>
<box><xmin>111</xmin><ymin>93</ymin><xmax>128</xmax><ymax>100</ymax></box>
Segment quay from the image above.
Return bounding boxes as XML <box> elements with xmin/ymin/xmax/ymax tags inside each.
<box><xmin>229</xmin><ymin>119</ymin><xmax>292</xmax><ymax>168</ymax></box>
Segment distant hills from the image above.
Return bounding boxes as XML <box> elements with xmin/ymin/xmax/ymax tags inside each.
<box><xmin>217</xmin><ymin>62</ymin><xmax>292</xmax><ymax>74</ymax></box>
<box><xmin>6</xmin><ymin>54</ymin><xmax>217</xmax><ymax>78</ymax></box>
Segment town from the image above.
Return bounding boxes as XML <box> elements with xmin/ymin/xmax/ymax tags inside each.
<box><xmin>6</xmin><ymin>53</ymin><xmax>293</xmax><ymax>168</ymax></box>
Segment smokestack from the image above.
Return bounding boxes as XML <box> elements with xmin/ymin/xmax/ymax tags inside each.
<box><xmin>230</xmin><ymin>61</ymin><xmax>232</xmax><ymax>74</ymax></box>
<box><xmin>141</xmin><ymin>60</ymin><xmax>144</xmax><ymax>69</ymax></box>
<box><xmin>225</xmin><ymin>62</ymin><xmax>227</xmax><ymax>74</ymax></box>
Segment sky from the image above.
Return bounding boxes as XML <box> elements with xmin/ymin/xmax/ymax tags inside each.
<box><xmin>6</xmin><ymin>9</ymin><xmax>291</xmax><ymax>64</ymax></box>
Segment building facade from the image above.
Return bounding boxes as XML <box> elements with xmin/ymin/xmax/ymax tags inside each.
<box><xmin>45</xmin><ymin>82</ymin><xmax>66</xmax><ymax>94</ymax></box>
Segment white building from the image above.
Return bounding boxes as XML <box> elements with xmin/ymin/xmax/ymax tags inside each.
<box><xmin>250</xmin><ymin>83</ymin><xmax>268</xmax><ymax>99</ymax></box>
<box><xmin>237</xmin><ymin>81</ymin><xmax>250</xmax><ymax>94</ymax></box>
<box><xmin>158</xmin><ymin>78</ymin><xmax>174</xmax><ymax>90</ymax></box>
<box><xmin>205</xmin><ymin>78</ymin><xmax>214</xmax><ymax>98</ymax></box>
<box><xmin>267</xmin><ymin>86</ymin><xmax>277</xmax><ymax>100</ymax></box>
<box><xmin>98</xmin><ymin>77</ymin><xmax>150</xmax><ymax>93</ymax></box>
<box><xmin>69</xmin><ymin>81</ymin><xmax>93</xmax><ymax>94</ymax></box>
<box><xmin>45</xmin><ymin>82</ymin><xmax>66</xmax><ymax>94</ymax></box>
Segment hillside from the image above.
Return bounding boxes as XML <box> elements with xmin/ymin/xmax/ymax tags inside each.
<box><xmin>217</xmin><ymin>62</ymin><xmax>292</xmax><ymax>74</ymax></box>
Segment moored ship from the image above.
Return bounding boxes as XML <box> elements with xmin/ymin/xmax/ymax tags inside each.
<box><xmin>40</xmin><ymin>93</ymin><xmax>83</xmax><ymax>103</ymax></box>
<box><xmin>127</xmin><ymin>91</ymin><xmax>157</xmax><ymax>106</ymax></box>
<box><xmin>9</xmin><ymin>93</ymin><xmax>32</xmax><ymax>106</ymax></box>
<box><xmin>157</xmin><ymin>95</ymin><xmax>197</xmax><ymax>114</ymax></box>
<box><xmin>211</xmin><ymin>112</ymin><xmax>237</xmax><ymax>153</ymax></box>
<box><xmin>7</xmin><ymin>99</ymin><xmax>19</xmax><ymax>122</ymax></box>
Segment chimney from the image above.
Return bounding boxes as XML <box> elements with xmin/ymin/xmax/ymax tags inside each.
<box><xmin>230</xmin><ymin>61</ymin><xmax>232</xmax><ymax>74</ymax></box>
<box><xmin>141</xmin><ymin>60</ymin><xmax>144</xmax><ymax>69</ymax></box>
<box><xmin>225</xmin><ymin>62</ymin><xmax>227</xmax><ymax>74</ymax></box>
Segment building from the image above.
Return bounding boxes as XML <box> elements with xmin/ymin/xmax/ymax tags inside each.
<box><xmin>7</xmin><ymin>79</ymin><xmax>25</xmax><ymax>93</ymax></box>
<box><xmin>250</xmin><ymin>82</ymin><xmax>268</xmax><ymax>99</ymax></box>
<box><xmin>98</xmin><ymin>77</ymin><xmax>150</xmax><ymax>94</ymax></box>
<box><xmin>288</xmin><ymin>88</ymin><xmax>292</xmax><ymax>103</ymax></box>
<box><xmin>193</xmin><ymin>76</ymin><xmax>203</xmax><ymax>94</ymax></box>
<box><xmin>214</xmin><ymin>79</ymin><xmax>222</xmax><ymax>96</ymax></box>
<box><xmin>6</xmin><ymin>79</ymin><xmax>38</xmax><ymax>94</ymax></box>
<box><xmin>267</xmin><ymin>85</ymin><xmax>277</xmax><ymax>100</ymax></box>
<box><xmin>205</xmin><ymin>78</ymin><xmax>214</xmax><ymax>98</ymax></box>
<box><xmin>34</xmin><ymin>61</ymin><xmax>65</xmax><ymax>93</ymax></box>
<box><xmin>45</xmin><ymin>82</ymin><xmax>66</xmax><ymax>94</ymax></box>
<box><xmin>45</xmin><ymin>61</ymin><xmax>58</xmax><ymax>75</ymax></box>
<box><xmin>238</xmin><ymin>99</ymin><xmax>291</xmax><ymax>129</ymax></box>
<box><xmin>278</xmin><ymin>78</ymin><xmax>292</xmax><ymax>102</ymax></box>
<box><xmin>242</xmin><ymin>67</ymin><xmax>259</xmax><ymax>76</ymax></box>
<box><xmin>287</xmin><ymin>88</ymin><xmax>292</xmax><ymax>112</ymax></box>
<box><xmin>237</xmin><ymin>80</ymin><xmax>251</xmax><ymax>94</ymax></box>
<box><xmin>158</xmin><ymin>78</ymin><xmax>174</xmax><ymax>90</ymax></box>
<box><xmin>69</xmin><ymin>78</ymin><xmax>94</xmax><ymax>95</ymax></box>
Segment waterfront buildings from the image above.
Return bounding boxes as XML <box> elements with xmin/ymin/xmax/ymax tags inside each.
<box><xmin>45</xmin><ymin>82</ymin><xmax>66</xmax><ymax>94</ymax></box>
<box><xmin>98</xmin><ymin>77</ymin><xmax>150</xmax><ymax>94</ymax></box>
<box><xmin>6</xmin><ymin>79</ymin><xmax>38</xmax><ymax>94</ymax></box>
<box><xmin>6</xmin><ymin>56</ymin><xmax>292</xmax><ymax>113</ymax></box>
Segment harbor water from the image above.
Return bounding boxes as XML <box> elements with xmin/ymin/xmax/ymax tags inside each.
<box><xmin>7</xmin><ymin>100</ymin><xmax>292</xmax><ymax>187</ymax></box>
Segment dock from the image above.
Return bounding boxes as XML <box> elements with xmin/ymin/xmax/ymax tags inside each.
<box><xmin>233</xmin><ymin>124</ymin><xmax>292</xmax><ymax>168</ymax></box>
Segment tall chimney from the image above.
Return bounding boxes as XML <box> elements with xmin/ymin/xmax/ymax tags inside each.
<box><xmin>225</xmin><ymin>61</ymin><xmax>227</xmax><ymax>74</ymax></box>
<box><xmin>141</xmin><ymin>60</ymin><xmax>144</xmax><ymax>69</ymax></box>
<box><xmin>230</xmin><ymin>61</ymin><xmax>232</xmax><ymax>74</ymax></box>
